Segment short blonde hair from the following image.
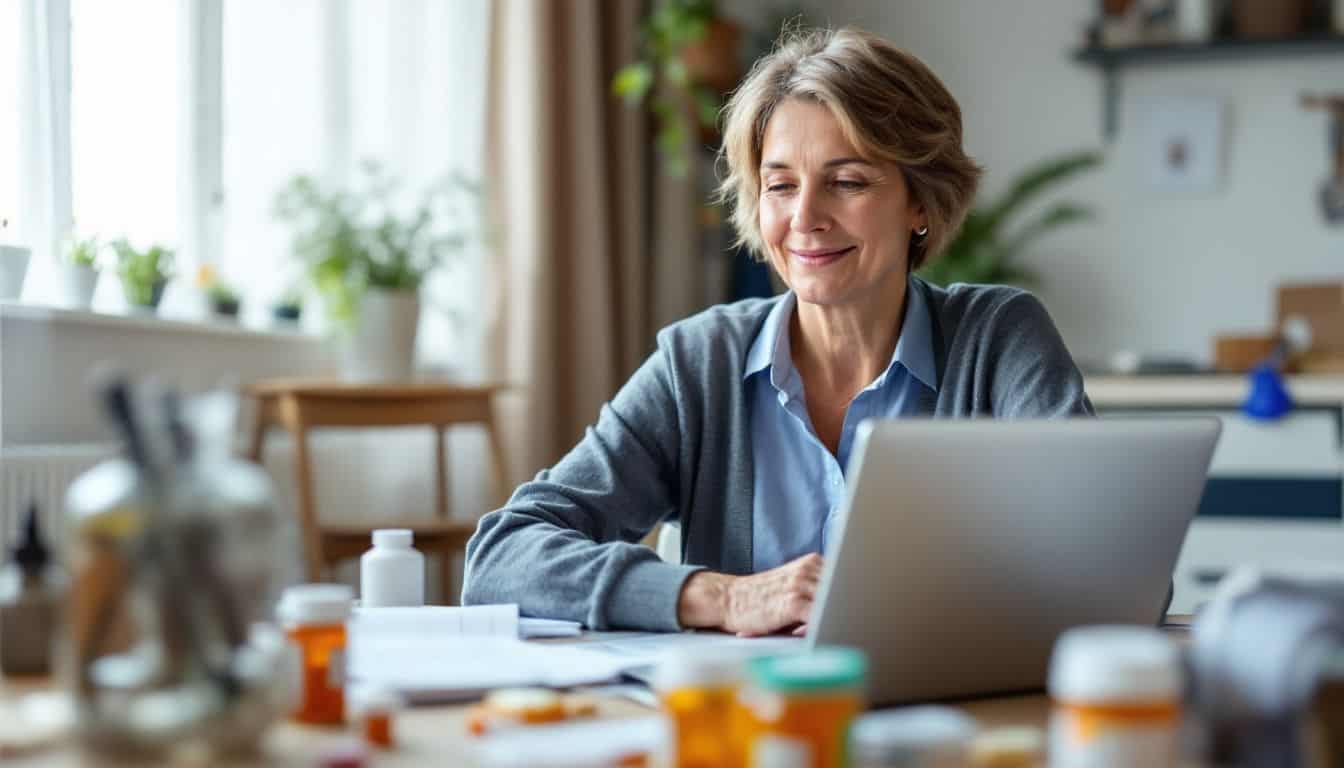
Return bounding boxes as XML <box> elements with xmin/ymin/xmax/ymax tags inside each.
<box><xmin>718</xmin><ymin>27</ymin><xmax>982</xmax><ymax>270</ymax></box>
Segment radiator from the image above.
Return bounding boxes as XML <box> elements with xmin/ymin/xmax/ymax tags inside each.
<box><xmin>0</xmin><ymin>444</ymin><xmax>117</xmax><ymax>554</ymax></box>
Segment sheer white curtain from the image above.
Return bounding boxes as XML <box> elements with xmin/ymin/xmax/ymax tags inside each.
<box><xmin>16</xmin><ymin>0</ymin><xmax>72</xmax><ymax>300</ymax></box>
<box><xmin>218</xmin><ymin>0</ymin><xmax>490</xmax><ymax>366</ymax></box>
<box><xmin>344</xmin><ymin>0</ymin><xmax>490</xmax><ymax>377</ymax></box>
<box><xmin>1</xmin><ymin>2</ymin><xmax>29</xmax><ymax>244</ymax></box>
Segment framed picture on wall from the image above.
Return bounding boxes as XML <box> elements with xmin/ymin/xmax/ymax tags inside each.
<box><xmin>1137</xmin><ymin>96</ymin><xmax>1226</xmax><ymax>194</ymax></box>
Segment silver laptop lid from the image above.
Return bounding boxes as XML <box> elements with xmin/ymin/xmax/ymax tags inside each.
<box><xmin>808</xmin><ymin>418</ymin><xmax>1220</xmax><ymax>705</ymax></box>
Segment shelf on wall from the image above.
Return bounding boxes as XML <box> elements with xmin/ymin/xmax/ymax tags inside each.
<box><xmin>1070</xmin><ymin>35</ymin><xmax>1344</xmax><ymax>139</ymax></box>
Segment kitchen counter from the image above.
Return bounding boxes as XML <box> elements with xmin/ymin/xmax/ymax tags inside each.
<box><xmin>1086</xmin><ymin>374</ymin><xmax>1344</xmax><ymax>408</ymax></box>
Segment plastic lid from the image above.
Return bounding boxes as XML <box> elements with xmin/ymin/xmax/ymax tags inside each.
<box><xmin>1048</xmin><ymin>626</ymin><xmax>1182</xmax><ymax>704</ymax></box>
<box><xmin>749</xmin><ymin>647</ymin><xmax>867</xmax><ymax>693</ymax></box>
<box><xmin>277</xmin><ymin>584</ymin><xmax>354</xmax><ymax>625</ymax></box>
<box><xmin>851</xmin><ymin>706</ymin><xmax>977</xmax><ymax>757</ymax></box>
<box><xmin>653</xmin><ymin>648</ymin><xmax>747</xmax><ymax>691</ymax></box>
<box><xmin>10</xmin><ymin>500</ymin><xmax>50</xmax><ymax>572</ymax></box>
<box><xmin>372</xmin><ymin>529</ymin><xmax>413</xmax><ymax>548</ymax></box>
<box><xmin>483</xmin><ymin>687</ymin><xmax>563</xmax><ymax>714</ymax></box>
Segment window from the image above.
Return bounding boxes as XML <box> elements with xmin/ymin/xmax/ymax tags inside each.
<box><xmin>14</xmin><ymin>0</ymin><xmax>489</xmax><ymax>332</ymax></box>
<box><xmin>0</xmin><ymin>0</ymin><xmax>21</xmax><ymax>241</ymax></box>
<box><xmin>69</xmin><ymin>0</ymin><xmax>180</xmax><ymax>248</ymax></box>
<box><xmin>219</xmin><ymin>0</ymin><xmax>325</xmax><ymax>310</ymax></box>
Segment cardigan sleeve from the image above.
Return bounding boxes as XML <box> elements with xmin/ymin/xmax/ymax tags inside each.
<box><xmin>985</xmin><ymin>291</ymin><xmax>1095</xmax><ymax>418</ymax></box>
<box><xmin>461</xmin><ymin>345</ymin><xmax>705</xmax><ymax>631</ymax></box>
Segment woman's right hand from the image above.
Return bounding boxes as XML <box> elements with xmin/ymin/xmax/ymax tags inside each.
<box><xmin>676</xmin><ymin>553</ymin><xmax>824</xmax><ymax>636</ymax></box>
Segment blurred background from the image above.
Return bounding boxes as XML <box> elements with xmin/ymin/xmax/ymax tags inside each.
<box><xmin>3</xmin><ymin>0</ymin><xmax>1344</xmax><ymax>608</ymax></box>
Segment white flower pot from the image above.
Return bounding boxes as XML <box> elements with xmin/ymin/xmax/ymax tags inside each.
<box><xmin>0</xmin><ymin>245</ymin><xmax>31</xmax><ymax>301</ymax></box>
<box><xmin>59</xmin><ymin>264</ymin><xmax>100</xmax><ymax>309</ymax></box>
<box><xmin>341</xmin><ymin>289</ymin><xmax>421</xmax><ymax>382</ymax></box>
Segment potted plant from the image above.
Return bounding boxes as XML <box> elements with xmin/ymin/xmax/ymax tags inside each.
<box><xmin>917</xmin><ymin>151</ymin><xmax>1102</xmax><ymax>289</ymax></box>
<box><xmin>112</xmin><ymin>239</ymin><xmax>174</xmax><ymax>313</ymax></box>
<box><xmin>196</xmin><ymin>264</ymin><xmax>241</xmax><ymax>321</ymax></box>
<box><xmin>612</xmin><ymin>0</ymin><xmax>743</xmax><ymax>175</ymax></box>
<box><xmin>59</xmin><ymin>235</ymin><xmax>102</xmax><ymax>310</ymax></box>
<box><xmin>275</xmin><ymin>163</ymin><xmax>474</xmax><ymax>381</ymax></box>
<box><xmin>271</xmin><ymin>287</ymin><xmax>304</xmax><ymax>325</ymax></box>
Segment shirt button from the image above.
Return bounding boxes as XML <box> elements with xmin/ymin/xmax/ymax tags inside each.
<box><xmin>777</xmin><ymin>392</ymin><xmax>788</xmax><ymax>405</ymax></box>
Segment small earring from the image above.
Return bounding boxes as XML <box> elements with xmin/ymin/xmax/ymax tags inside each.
<box><xmin>915</xmin><ymin>225</ymin><xmax>928</xmax><ymax>237</ymax></box>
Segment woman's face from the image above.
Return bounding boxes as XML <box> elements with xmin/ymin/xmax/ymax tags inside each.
<box><xmin>758</xmin><ymin>99</ymin><xmax>924</xmax><ymax>309</ymax></box>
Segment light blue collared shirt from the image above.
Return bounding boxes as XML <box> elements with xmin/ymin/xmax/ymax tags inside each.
<box><xmin>744</xmin><ymin>276</ymin><xmax>939</xmax><ymax>572</ymax></box>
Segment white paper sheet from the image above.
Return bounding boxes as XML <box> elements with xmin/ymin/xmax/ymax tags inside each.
<box><xmin>346</xmin><ymin>636</ymin><xmax>633</xmax><ymax>702</ymax></box>
<box><xmin>572</xmin><ymin>631</ymin><xmax>804</xmax><ymax>666</ymax></box>
<box><xmin>352</xmin><ymin>604</ymin><xmax>521</xmax><ymax>637</ymax></box>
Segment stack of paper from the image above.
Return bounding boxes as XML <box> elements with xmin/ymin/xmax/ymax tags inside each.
<box><xmin>348</xmin><ymin>605</ymin><xmax>615</xmax><ymax>701</ymax></box>
<box><xmin>346</xmin><ymin>604</ymin><xmax>804</xmax><ymax>702</ymax></box>
<box><xmin>352</xmin><ymin>604</ymin><xmax>581</xmax><ymax>639</ymax></box>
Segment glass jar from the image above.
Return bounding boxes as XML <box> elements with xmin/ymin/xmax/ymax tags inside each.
<box><xmin>737</xmin><ymin>648</ymin><xmax>867</xmax><ymax>768</ymax></box>
<box><xmin>64</xmin><ymin>384</ymin><xmax>299</xmax><ymax>758</ymax></box>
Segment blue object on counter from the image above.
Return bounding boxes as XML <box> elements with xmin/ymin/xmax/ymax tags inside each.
<box><xmin>1242</xmin><ymin>362</ymin><xmax>1294</xmax><ymax>420</ymax></box>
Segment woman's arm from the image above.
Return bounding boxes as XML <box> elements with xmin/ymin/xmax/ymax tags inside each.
<box><xmin>461</xmin><ymin>347</ymin><xmax>704</xmax><ymax>631</ymax></box>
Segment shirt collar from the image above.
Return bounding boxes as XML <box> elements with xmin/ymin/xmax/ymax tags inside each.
<box><xmin>890</xmin><ymin>275</ymin><xmax>938</xmax><ymax>392</ymax></box>
<box><xmin>743</xmin><ymin>292</ymin><xmax>796</xmax><ymax>386</ymax></box>
<box><xmin>742</xmin><ymin>276</ymin><xmax>938</xmax><ymax>393</ymax></box>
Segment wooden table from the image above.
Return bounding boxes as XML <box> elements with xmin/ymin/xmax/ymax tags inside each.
<box><xmin>246</xmin><ymin>380</ymin><xmax>510</xmax><ymax>601</ymax></box>
<box><xmin>0</xmin><ymin>678</ymin><xmax>1049</xmax><ymax>766</ymax></box>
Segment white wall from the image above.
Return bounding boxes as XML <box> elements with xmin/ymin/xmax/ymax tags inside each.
<box><xmin>804</xmin><ymin>0</ymin><xmax>1344</xmax><ymax>366</ymax></box>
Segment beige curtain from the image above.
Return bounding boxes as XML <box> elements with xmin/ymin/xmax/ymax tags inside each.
<box><xmin>484</xmin><ymin>0</ymin><xmax>702</xmax><ymax>486</ymax></box>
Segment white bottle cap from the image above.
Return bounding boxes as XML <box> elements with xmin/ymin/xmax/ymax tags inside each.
<box><xmin>652</xmin><ymin>648</ymin><xmax>746</xmax><ymax>691</ymax></box>
<box><xmin>372</xmin><ymin>529</ymin><xmax>413</xmax><ymax>548</ymax></box>
<box><xmin>851</xmin><ymin>706</ymin><xmax>977</xmax><ymax>758</ymax></box>
<box><xmin>277</xmin><ymin>584</ymin><xmax>354</xmax><ymax>626</ymax></box>
<box><xmin>1048</xmin><ymin>625</ymin><xmax>1182</xmax><ymax>704</ymax></box>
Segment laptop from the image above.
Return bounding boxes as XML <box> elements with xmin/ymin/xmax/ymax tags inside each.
<box><xmin>807</xmin><ymin>418</ymin><xmax>1221</xmax><ymax>705</ymax></box>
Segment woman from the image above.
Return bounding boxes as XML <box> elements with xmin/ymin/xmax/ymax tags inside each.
<box><xmin>462</xmin><ymin>27</ymin><xmax>1091</xmax><ymax>635</ymax></box>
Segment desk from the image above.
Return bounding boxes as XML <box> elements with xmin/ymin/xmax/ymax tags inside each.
<box><xmin>0</xmin><ymin>679</ymin><xmax>1049</xmax><ymax>766</ymax></box>
<box><xmin>246</xmin><ymin>380</ymin><xmax>509</xmax><ymax>601</ymax></box>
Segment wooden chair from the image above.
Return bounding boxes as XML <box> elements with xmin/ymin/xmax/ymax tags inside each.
<box><xmin>246</xmin><ymin>380</ymin><xmax>509</xmax><ymax>603</ymax></box>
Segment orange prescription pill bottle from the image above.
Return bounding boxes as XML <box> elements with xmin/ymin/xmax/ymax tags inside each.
<box><xmin>654</xmin><ymin>650</ymin><xmax>745</xmax><ymax>768</ymax></box>
<box><xmin>278</xmin><ymin>584</ymin><xmax>353</xmax><ymax>725</ymax></box>
<box><xmin>738</xmin><ymin>648</ymin><xmax>867</xmax><ymax>768</ymax></box>
<box><xmin>350</xmin><ymin>685</ymin><xmax>403</xmax><ymax>748</ymax></box>
<box><xmin>1048</xmin><ymin>626</ymin><xmax>1183</xmax><ymax>768</ymax></box>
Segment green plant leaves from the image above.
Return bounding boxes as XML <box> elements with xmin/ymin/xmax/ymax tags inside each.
<box><xmin>112</xmin><ymin>239</ymin><xmax>174</xmax><ymax>306</ymax></box>
<box><xmin>612</xmin><ymin>0</ymin><xmax>726</xmax><ymax>176</ymax></box>
<box><xmin>918</xmin><ymin>150</ymin><xmax>1102</xmax><ymax>289</ymax></box>
<box><xmin>274</xmin><ymin>163</ymin><xmax>479</xmax><ymax>331</ymax></box>
<box><xmin>612</xmin><ymin>63</ymin><xmax>654</xmax><ymax>105</ymax></box>
<box><xmin>66</xmin><ymin>236</ymin><xmax>100</xmax><ymax>268</ymax></box>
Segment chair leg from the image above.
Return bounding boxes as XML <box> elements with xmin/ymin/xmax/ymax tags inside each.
<box><xmin>439</xmin><ymin>548</ymin><xmax>457</xmax><ymax>606</ymax></box>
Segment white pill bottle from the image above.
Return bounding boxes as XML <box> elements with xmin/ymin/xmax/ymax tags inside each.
<box><xmin>359</xmin><ymin>529</ymin><xmax>425</xmax><ymax>607</ymax></box>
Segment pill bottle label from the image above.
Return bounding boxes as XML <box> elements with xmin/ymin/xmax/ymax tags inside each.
<box><xmin>1050</xmin><ymin>708</ymin><xmax>1179</xmax><ymax>768</ymax></box>
<box><xmin>752</xmin><ymin>735</ymin><xmax>811</xmax><ymax>768</ymax></box>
